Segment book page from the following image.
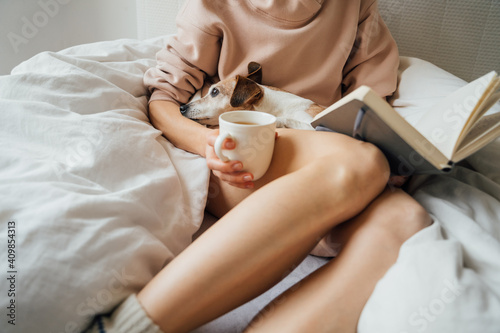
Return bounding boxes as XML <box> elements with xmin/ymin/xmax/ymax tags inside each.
<box><xmin>454</xmin><ymin>112</ymin><xmax>500</xmax><ymax>161</ymax></box>
<box><xmin>455</xmin><ymin>89</ymin><xmax>500</xmax><ymax>149</ymax></box>
<box><xmin>413</xmin><ymin>71</ymin><xmax>498</xmax><ymax>158</ymax></box>
<box><xmin>460</xmin><ymin>79</ymin><xmax>500</xmax><ymax>137</ymax></box>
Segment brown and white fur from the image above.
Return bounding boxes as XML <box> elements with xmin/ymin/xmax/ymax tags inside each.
<box><xmin>180</xmin><ymin>62</ymin><xmax>324</xmax><ymax>130</ymax></box>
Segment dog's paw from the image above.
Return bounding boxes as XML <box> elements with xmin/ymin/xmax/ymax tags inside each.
<box><xmin>276</xmin><ymin>118</ymin><xmax>314</xmax><ymax>130</ymax></box>
<box><xmin>388</xmin><ymin>175</ymin><xmax>410</xmax><ymax>187</ymax></box>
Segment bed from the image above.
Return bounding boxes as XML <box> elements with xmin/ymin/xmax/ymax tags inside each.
<box><xmin>0</xmin><ymin>1</ymin><xmax>499</xmax><ymax>332</ymax></box>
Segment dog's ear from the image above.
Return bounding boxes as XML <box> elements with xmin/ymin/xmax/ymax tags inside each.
<box><xmin>246</xmin><ymin>62</ymin><xmax>262</xmax><ymax>84</ymax></box>
<box><xmin>230</xmin><ymin>75</ymin><xmax>263</xmax><ymax>108</ymax></box>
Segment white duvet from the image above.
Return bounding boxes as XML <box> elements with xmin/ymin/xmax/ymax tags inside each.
<box><xmin>0</xmin><ymin>37</ymin><xmax>499</xmax><ymax>333</ymax></box>
<box><xmin>0</xmin><ymin>37</ymin><xmax>210</xmax><ymax>332</ymax></box>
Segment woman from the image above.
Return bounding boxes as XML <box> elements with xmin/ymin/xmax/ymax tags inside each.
<box><xmin>87</xmin><ymin>1</ymin><xmax>431</xmax><ymax>332</ymax></box>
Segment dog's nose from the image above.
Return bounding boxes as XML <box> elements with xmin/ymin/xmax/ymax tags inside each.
<box><xmin>179</xmin><ymin>104</ymin><xmax>188</xmax><ymax>115</ymax></box>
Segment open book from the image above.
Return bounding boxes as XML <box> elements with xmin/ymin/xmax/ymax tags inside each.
<box><xmin>311</xmin><ymin>71</ymin><xmax>500</xmax><ymax>175</ymax></box>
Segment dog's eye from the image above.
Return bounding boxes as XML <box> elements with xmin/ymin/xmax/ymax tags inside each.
<box><xmin>210</xmin><ymin>88</ymin><xmax>220</xmax><ymax>97</ymax></box>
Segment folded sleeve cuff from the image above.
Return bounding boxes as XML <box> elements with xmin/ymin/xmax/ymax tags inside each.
<box><xmin>148</xmin><ymin>89</ymin><xmax>180</xmax><ymax>106</ymax></box>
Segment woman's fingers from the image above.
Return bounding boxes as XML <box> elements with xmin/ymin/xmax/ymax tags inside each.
<box><xmin>206</xmin><ymin>145</ymin><xmax>243</xmax><ymax>172</ymax></box>
<box><xmin>206</xmin><ymin>129</ymin><xmax>254</xmax><ymax>187</ymax></box>
<box><xmin>212</xmin><ymin>170</ymin><xmax>255</xmax><ymax>189</ymax></box>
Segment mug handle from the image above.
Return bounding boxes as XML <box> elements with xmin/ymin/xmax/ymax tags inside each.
<box><xmin>214</xmin><ymin>132</ymin><xmax>232</xmax><ymax>162</ymax></box>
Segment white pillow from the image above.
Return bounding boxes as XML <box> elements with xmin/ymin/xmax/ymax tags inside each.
<box><xmin>391</xmin><ymin>56</ymin><xmax>500</xmax><ymax>183</ymax></box>
<box><xmin>390</xmin><ymin>56</ymin><xmax>467</xmax><ymax>125</ymax></box>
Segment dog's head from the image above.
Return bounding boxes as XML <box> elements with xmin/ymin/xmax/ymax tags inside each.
<box><xmin>180</xmin><ymin>62</ymin><xmax>264</xmax><ymax>126</ymax></box>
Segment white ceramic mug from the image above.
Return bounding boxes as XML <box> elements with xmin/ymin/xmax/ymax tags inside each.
<box><xmin>214</xmin><ymin>111</ymin><xmax>277</xmax><ymax>180</ymax></box>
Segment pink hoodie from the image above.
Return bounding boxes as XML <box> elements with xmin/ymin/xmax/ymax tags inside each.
<box><xmin>144</xmin><ymin>0</ymin><xmax>399</xmax><ymax>107</ymax></box>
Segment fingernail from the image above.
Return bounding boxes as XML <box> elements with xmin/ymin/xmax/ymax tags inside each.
<box><xmin>243</xmin><ymin>175</ymin><xmax>253</xmax><ymax>181</ymax></box>
<box><xmin>225</xmin><ymin>141</ymin><xmax>235</xmax><ymax>149</ymax></box>
<box><xmin>232</xmin><ymin>162</ymin><xmax>243</xmax><ymax>170</ymax></box>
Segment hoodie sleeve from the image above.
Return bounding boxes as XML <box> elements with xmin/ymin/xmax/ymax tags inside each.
<box><xmin>341</xmin><ymin>0</ymin><xmax>399</xmax><ymax>99</ymax></box>
<box><xmin>143</xmin><ymin>0</ymin><xmax>222</xmax><ymax>106</ymax></box>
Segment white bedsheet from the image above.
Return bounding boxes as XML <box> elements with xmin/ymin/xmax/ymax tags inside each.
<box><xmin>359</xmin><ymin>165</ymin><xmax>500</xmax><ymax>332</ymax></box>
<box><xmin>358</xmin><ymin>59</ymin><xmax>500</xmax><ymax>332</ymax></box>
<box><xmin>0</xmin><ymin>37</ymin><xmax>499</xmax><ymax>333</ymax></box>
<box><xmin>360</xmin><ymin>60</ymin><xmax>499</xmax><ymax>333</ymax></box>
<box><xmin>0</xmin><ymin>37</ymin><xmax>210</xmax><ymax>332</ymax></box>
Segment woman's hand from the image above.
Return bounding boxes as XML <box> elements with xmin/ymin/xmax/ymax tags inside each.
<box><xmin>205</xmin><ymin>130</ymin><xmax>255</xmax><ymax>189</ymax></box>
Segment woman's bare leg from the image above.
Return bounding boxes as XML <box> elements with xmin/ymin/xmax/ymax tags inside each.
<box><xmin>245</xmin><ymin>188</ymin><xmax>432</xmax><ymax>333</ymax></box>
<box><xmin>206</xmin><ymin>128</ymin><xmax>390</xmax><ymax>217</ymax></box>
<box><xmin>138</xmin><ymin>130</ymin><xmax>390</xmax><ymax>333</ymax></box>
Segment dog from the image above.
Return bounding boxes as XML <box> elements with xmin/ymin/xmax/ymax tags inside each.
<box><xmin>180</xmin><ymin>62</ymin><xmax>324</xmax><ymax>130</ymax></box>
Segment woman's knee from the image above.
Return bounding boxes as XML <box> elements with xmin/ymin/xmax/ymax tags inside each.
<box><xmin>354</xmin><ymin>141</ymin><xmax>391</xmax><ymax>184</ymax></box>
<box><xmin>311</xmin><ymin>140</ymin><xmax>390</xmax><ymax>200</ymax></box>
<box><xmin>293</xmin><ymin>140</ymin><xmax>390</xmax><ymax>227</ymax></box>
